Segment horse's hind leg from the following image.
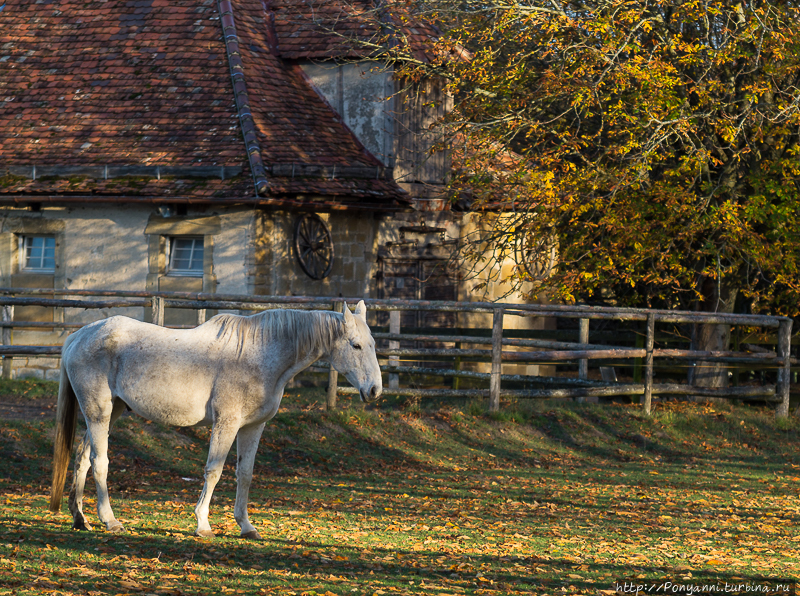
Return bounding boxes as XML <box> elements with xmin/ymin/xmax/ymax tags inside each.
<box><xmin>74</xmin><ymin>397</ymin><xmax>128</xmax><ymax>532</ymax></box>
<box><xmin>68</xmin><ymin>431</ymin><xmax>93</xmax><ymax>530</ymax></box>
<box><xmin>234</xmin><ymin>421</ymin><xmax>266</xmax><ymax>540</ymax></box>
<box><xmin>69</xmin><ymin>398</ymin><xmax>127</xmax><ymax>531</ymax></box>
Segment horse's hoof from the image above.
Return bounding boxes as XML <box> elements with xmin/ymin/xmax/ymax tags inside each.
<box><xmin>195</xmin><ymin>529</ymin><xmax>215</xmax><ymax>538</ymax></box>
<box><xmin>72</xmin><ymin>519</ymin><xmax>92</xmax><ymax>531</ymax></box>
<box><xmin>240</xmin><ymin>530</ymin><xmax>262</xmax><ymax>540</ymax></box>
<box><xmin>107</xmin><ymin>522</ymin><xmax>125</xmax><ymax>533</ymax></box>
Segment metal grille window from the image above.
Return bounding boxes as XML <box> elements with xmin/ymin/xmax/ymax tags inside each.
<box><xmin>168</xmin><ymin>237</ymin><xmax>204</xmax><ymax>275</ymax></box>
<box><xmin>21</xmin><ymin>236</ymin><xmax>56</xmax><ymax>272</ymax></box>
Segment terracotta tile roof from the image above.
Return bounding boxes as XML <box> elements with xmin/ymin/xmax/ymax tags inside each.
<box><xmin>272</xmin><ymin>0</ymin><xmax>383</xmax><ymax>60</ymax></box>
<box><xmin>232</xmin><ymin>3</ymin><xmax>383</xmax><ymax>168</ymax></box>
<box><xmin>0</xmin><ymin>172</ymin><xmax>404</xmax><ymax>207</ymax></box>
<box><xmin>0</xmin><ymin>0</ymin><xmax>244</xmax><ymax>167</ymax></box>
<box><xmin>0</xmin><ymin>0</ymin><xmax>408</xmax><ymax>208</ymax></box>
<box><xmin>271</xmin><ymin>0</ymin><xmax>443</xmax><ymax>63</ymax></box>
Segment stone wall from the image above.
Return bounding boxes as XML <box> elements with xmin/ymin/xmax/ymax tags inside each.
<box><xmin>11</xmin><ymin>356</ymin><xmax>61</xmax><ymax>381</ymax></box>
<box><xmin>0</xmin><ymin>205</ymin><xmax>375</xmax><ymax>379</ymax></box>
<box><xmin>300</xmin><ymin>62</ymin><xmax>395</xmax><ymax>167</ymax></box>
<box><xmin>372</xmin><ymin>210</ymin><xmax>556</xmax><ymax>376</ymax></box>
<box><xmin>250</xmin><ymin>210</ymin><xmax>380</xmax><ymax>298</ymax></box>
<box><xmin>0</xmin><ymin>204</ymin><xmax>556</xmax><ymax>382</ymax></box>
<box><xmin>454</xmin><ymin>213</ymin><xmax>556</xmax><ymax>376</ymax></box>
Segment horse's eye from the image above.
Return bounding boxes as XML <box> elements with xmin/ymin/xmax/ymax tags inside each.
<box><xmin>353</xmin><ymin>343</ymin><xmax>362</xmax><ymax>350</ymax></box>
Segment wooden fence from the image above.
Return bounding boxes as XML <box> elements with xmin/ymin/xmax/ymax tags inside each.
<box><xmin>0</xmin><ymin>288</ymin><xmax>794</xmax><ymax>416</ymax></box>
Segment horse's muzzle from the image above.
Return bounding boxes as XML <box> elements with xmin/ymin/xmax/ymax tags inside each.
<box><xmin>360</xmin><ymin>384</ymin><xmax>381</xmax><ymax>402</ymax></box>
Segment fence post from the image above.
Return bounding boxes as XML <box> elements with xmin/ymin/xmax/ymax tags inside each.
<box><xmin>152</xmin><ymin>296</ymin><xmax>165</xmax><ymax>326</ymax></box>
<box><xmin>453</xmin><ymin>342</ymin><xmax>461</xmax><ymax>391</ymax></box>
<box><xmin>489</xmin><ymin>308</ymin><xmax>504</xmax><ymax>412</ymax></box>
<box><xmin>776</xmin><ymin>318</ymin><xmax>793</xmax><ymax>418</ymax></box>
<box><xmin>326</xmin><ymin>301</ymin><xmax>342</xmax><ymax>411</ymax></box>
<box><xmin>642</xmin><ymin>313</ymin><xmax>655</xmax><ymax>415</ymax></box>
<box><xmin>389</xmin><ymin>310</ymin><xmax>400</xmax><ymax>389</ymax></box>
<box><xmin>196</xmin><ymin>308</ymin><xmax>207</xmax><ymax>325</ymax></box>
<box><xmin>2</xmin><ymin>305</ymin><xmax>12</xmax><ymax>380</ymax></box>
<box><xmin>578</xmin><ymin>318</ymin><xmax>589</xmax><ymax>380</ymax></box>
<box><xmin>632</xmin><ymin>330</ymin><xmax>644</xmax><ymax>383</ymax></box>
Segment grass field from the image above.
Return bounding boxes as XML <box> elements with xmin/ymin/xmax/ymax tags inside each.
<box><xmin>1</xmin><ymin>380</ymin><xmax>799</xmax><ymax>595</ymax></box>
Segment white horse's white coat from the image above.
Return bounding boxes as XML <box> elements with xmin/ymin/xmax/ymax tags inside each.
<box><xmin>50</xmin><ymin>301</ymin><xmax>381</xmax><ymax>538</ymax></box>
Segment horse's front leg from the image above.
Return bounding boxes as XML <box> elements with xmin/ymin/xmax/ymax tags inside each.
<box><xmin>235</xmin><ymin>421</ymin><xmax>266</xmax><ymax>540</ymax></box>
<box><xmin>194</xmin><ymin>418</ymin><xmax>239</xmax><ymax>538</ymax></box>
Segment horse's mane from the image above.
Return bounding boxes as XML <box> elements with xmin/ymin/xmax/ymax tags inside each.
<box><xmin>206</xmin><ymin>309</ymin><xmax>344</xmax><ymax>359</ymax></box>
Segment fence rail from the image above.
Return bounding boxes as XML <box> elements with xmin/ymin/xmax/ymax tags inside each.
<box><xmin>0</xmin><ymin>288</ymin><xmax>793</xmax><ymax>416</ymax></box>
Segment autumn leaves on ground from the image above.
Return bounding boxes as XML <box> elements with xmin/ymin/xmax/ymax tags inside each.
<box><xmin>0</xmin><ymin>380</ymin><xmax>798</xmax><ymax>595</ymax></box>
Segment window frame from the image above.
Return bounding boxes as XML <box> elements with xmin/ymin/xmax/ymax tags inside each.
<box><xmin>167</xmin><ymin>236</ymin><xmax>204</xmax><ymax>277</ymax></box>
<box><xmin>19</xmin><ymin>235</ymin><xmax>57</xmax><ymax>273</ymax></box>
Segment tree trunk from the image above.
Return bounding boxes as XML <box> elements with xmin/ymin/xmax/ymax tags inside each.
<box><xmin>690</xmin><ymin>277</ymin><xmax>738</xmax><ymax>391</ymax></box>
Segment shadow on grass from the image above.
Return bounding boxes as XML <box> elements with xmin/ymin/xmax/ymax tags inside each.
<box><xmin>0</xmin><ymin>516</ymin><xmax>790</xmax><ymax>595</ymax></box>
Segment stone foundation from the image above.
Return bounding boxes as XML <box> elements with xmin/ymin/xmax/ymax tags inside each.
<box><xmin>9</xmin><ymin>356</ymin><xmax>61</xmax><ymax>381</ymax></box>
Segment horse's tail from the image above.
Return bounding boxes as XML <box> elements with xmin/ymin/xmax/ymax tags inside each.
<box><xmin>50</xmin><ymin>342</ymin><xmax>77</xmax><ymax>513</ymax></box>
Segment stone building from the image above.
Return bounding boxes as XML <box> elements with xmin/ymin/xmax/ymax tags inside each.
<box><xmin>0</xmin><ymin>0</ymin><xmax>547</xmax><ymax>379</ymax></box>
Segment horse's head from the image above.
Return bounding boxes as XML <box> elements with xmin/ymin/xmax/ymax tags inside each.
<box><xmin>330</xmin><ymin>300</ymin><xmax>382</xmax><ymax>402</ymax></box>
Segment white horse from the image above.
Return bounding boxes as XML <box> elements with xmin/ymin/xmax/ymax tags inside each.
<box><xmin>50</xmin><ymin>301</ymin><xmax>382</xmax><ymax>539</ymax></box>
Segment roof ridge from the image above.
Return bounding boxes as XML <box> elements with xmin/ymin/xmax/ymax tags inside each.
<box><xmin>218</xmin><ymin>0</ymin><xmax>269</xmax><ymax>196</ymax></box>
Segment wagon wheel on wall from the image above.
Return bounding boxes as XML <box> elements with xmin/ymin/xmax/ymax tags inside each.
<box><xmin>294</xmin><ymin>213</ymin><xmax>334</xmax><ymax>280</ymax></box>
<box><xmin>515</xmin><ymin>228</ymin><xmax>556</xmax><ymax>281</ymax></box>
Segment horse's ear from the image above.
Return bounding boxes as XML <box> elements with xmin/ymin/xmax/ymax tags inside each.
<box><xmin>342</xmin><ymin>302</ymin><xmax>355</xmax><ymax>330</ymax></box>
<box><xmin>355</xmin><ymin>300</ymin><xmax>367</xmax><ymax>323</ymax></box>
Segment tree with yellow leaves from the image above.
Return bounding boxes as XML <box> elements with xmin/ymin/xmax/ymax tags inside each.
<box><xmin>397</xmin><ymin>0</ymin><xmax>800</xmax><ymax>325</ymax></box>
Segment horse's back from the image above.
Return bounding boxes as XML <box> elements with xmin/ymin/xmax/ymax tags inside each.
<box><xmin>63</xmin><ymin>316</ymin><xmax>219</xmax><ymax>426</ymax></box>
<box><xmin>64</xmin><ymin>316</ymin><xmax>166</xmax><ymax>366</ymax></box>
